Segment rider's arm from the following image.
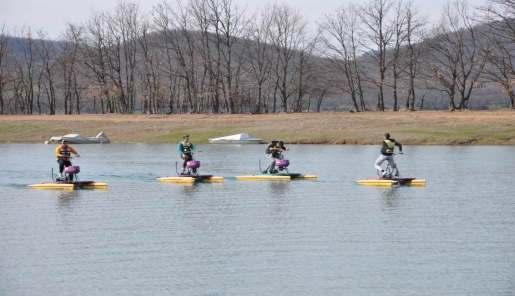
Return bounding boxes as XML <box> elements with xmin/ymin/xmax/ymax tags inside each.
<box><xmin>55</xmin><ymin>146</ymin><xmax>61</xmax><ymax>158</ymax></box>
<box><xmin>395</xmin><ymin>141</ymin><xmax>403</xmax><ymax>153</ymax></box>
<box><xmin>177</xmin><ymin>143</ymin><xmax>183</xmax><ymax>154</ymax></box>
<box><xmin>69</xmin><ymin>146</ymin><xmax>79</xmax><ymax>156</ymax></box>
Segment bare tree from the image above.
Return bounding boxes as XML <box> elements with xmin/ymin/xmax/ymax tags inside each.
<box><xmin>160</xmin><ymin>35</ymin><xmax>181</xmax><ymax>114</ymax></box>
<box><xmin>323</xmin><ymin>5</ymin><xmax>368</xmax><ymax>112</ymax></box>
<box><xmin>190</xmin><ymin>0</ymin><xmax>220</xmax><ymax>113</ymax></box>
<box><xmin>154</xmin><ymin>1</ymin><xmax>200</xmax><ymax>113</ymax></box>
<box><xmin>139</xmin><ymin>20</ymin><xmax>162</xmax><ymax>114</ymax></box>
<box><xmin>0</xmin><ymin>25</ymin><xmax>8</xmax><ymax>114</ymax></box>
<box><xmin>61</xmin><ymin>24</ymin><xmax>85</xmax><ymax>114</ymax></box>
<box><xmin>82</xmin><ymin>3</ymin><xmax>142</xmax><ymax>114</ymax></box>
<box><xmin>290</xmin><ymin>31</ymin><xmax>319</xmax><ymax>113</ymax></box>
<box><xmin>482</xmin><ymin>0</ymin><xmax>515</xmax><ymax>44</ymax></box>
<box><xmin>428</xmin><ymin>1</ymin><xmax>485</xmax><ymax>110</ymax></box>
<box><xmin>390</xmin><ymin>0</ymin><xmax>408</xmax><ymax>111</ymax></box>
<box><xmin>483</xmin><ymin>42</ymin><xmax>515</xmax><ymax>108</ymax></box>
<box><xmin>207</xmin><ymin>0</ymin><xmax>247</xmax><ymax>113</ymax></box>
<box><xmin>480</xmin><ymin>0</ymin><xmax>515</xmax><ymax>108</ymax></box>
<box><xmin>269</xmin><ymin>5</ymin><xmax>308</xmax><ymax>112</ymax></box>
<box><xmin>18</xmin><ymin>28</ymin><xmax>36</xmax><ymax>114</ymax></box>
<box><xmin>2</xmin><ymin>0</ymin><xmax>512</xmax><ymax>114</ymax></box>
<box><xmin>104</xmin><ymin>2</ymin><xmax>141</xmax><ymax>113</ymax></box>
<box><xmin>361</xmin><ymin>0</ymin><xmax>394</xmax><ymax>111</ymax></box>
<box><xmin>454</xmin><ymin>1</ymin><xmax>486</xmax><ymax>109</ymax></box>
<box><xmin>36</xmin><ymin>31</ymin><xmax>58</xmax><ymax>114</ymax></box>
<box><xmin>404</xmin><ymin>1</ymin><xmax>425</xmax><ymax>111</ymax></box>
<box><xmin>246</xmin><ymin>10</ymin><xmax>274</xmax><ymax>113</ymax></box>
<box><xmin>427</xmin><ymin>28</ymin><xmax>459</xmax><ymax>109</ymax></box>
<box><xmin>84</xmin><ymin>14</ymin><xmax>113</xmax><ymax>113</ymax></box>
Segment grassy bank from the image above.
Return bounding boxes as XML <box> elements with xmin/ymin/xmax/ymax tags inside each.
<box><xmin>0</xmin><ymin>111</ymin><xmax>514</xmax><ymax>144</ymax></box>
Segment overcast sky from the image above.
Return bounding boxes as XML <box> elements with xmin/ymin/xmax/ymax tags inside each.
<box><xmin>1</xmin><ymin>0</ymin><xmax>489</xmax><ymax>39</ymax></box>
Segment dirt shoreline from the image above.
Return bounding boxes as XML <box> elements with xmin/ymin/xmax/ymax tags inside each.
<box><xmin>0</xmin><ymin>111</ymin><xmax>514</xmax><ymax>145</ymax></box>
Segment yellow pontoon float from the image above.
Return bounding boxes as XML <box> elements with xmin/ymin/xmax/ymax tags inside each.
<box><xmin>356</xmin><ymin>177</ymin><xmax>426</xmax><ymax>187</ymax></box>
<box><xmin>235</xmin><ymin>173</ymin><xmax>317</xmax><ymax>181</ymax></box>
<box><xmin>30</xmin><ymin>165</ymin><xmax>108</xmax><ymax>190</ymax></box>
<box><xmin>158</xmin><ymin>175</ymin><xmax>224</xmax><ymax>184</ymax></box>
<box><xmin>29</xmin><ymin>181</ymin><xmax>108</xmax><ymax>190</ymax></box>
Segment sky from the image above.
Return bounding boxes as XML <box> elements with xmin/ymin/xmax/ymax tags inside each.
<box><xmin>1</xmin><ymin>0</ymin><xmax>489</xmax><ymax>39</ymax></box>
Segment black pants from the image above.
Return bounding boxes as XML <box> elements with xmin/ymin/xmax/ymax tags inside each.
<box><xmin>57</xmin><ymin>159</ymin><xmax>72</xmax><ymax>174</ymax></box>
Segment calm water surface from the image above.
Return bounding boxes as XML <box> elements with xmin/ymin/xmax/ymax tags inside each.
<box><xmin>0</xmin><ymin>144</ymin><xmax>514</xmax><ymax>296</ymax></box>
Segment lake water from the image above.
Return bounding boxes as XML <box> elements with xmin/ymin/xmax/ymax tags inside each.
<box><xmin>0</xmin><ymin>144</ymin><xmax>514</xmax><ymax>296</ymax></box>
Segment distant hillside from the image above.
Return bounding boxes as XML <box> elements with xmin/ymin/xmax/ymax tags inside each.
<box><xmin>4</xmin><ymin>36</ymin><xmax>65</xmax><ymax>58</ymax></box>
<box><xmin>1</xmin><ymin>19</ymin><xmax>512</xmax><ymax>113</ymax></box>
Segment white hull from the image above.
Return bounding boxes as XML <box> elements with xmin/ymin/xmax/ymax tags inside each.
<box><xmin>208</xmin><ymin>133</ymin><xmax>264</xmax><ymax>144</ymax></box>
<box><xmin>45</xmin><ymin>132</ymin><xmax>110</xmax><ymax>144</ymax></box>
<box><xmin>208</xmin><ymin>139</ymin><xmax>264</xmax><ymax>144</ymax></box>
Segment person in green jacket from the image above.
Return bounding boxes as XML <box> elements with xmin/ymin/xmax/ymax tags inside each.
<box><xmin>177</xmin><ymin>135</ymin><xmax>195</xmax><ymax>174</ymax></box>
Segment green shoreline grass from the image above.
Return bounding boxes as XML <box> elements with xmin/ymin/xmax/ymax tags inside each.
<box><xmin>0</xmin><ymin>111</ymin><xmax>514</xmax><ymax>145</ymax></box>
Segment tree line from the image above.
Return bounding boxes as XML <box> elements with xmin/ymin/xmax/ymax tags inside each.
<box><xmin>0</xmin><ymin>0</ymin><xmax>513</xmax><ymax>115</ymax></box>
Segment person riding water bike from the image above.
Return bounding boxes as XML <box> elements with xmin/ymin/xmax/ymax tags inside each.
<box><xmin>263</xmin><ymin>140</ymin><xmax>287</xmax><ymax>174</ymax></box>
<box><xmin>55</xmin><ymin>140</ymin><xmax>80</xmax><ymax>178</ymax></box>
<box><xmin>177</xmin><ymin>135</ymin><xmax>196</xmax><ymax>175</ymax></box>
<box><xmin>374</xmin><ymin>133</ymin><xmax>402</xmax><ymax>178</ymax></box>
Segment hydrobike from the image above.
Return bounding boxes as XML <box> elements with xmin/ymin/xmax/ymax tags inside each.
<box><xmin>29</xmin><ymin>166</ymin><xmax>108</xmax><ymax>190</ymax></box>
<box><xmin>355</xmin><ymin>177</ymin><xmax>426</xmax><ymax>187</ymax></box>
<box><xmin>356</xmin><ymin>154</ymin><xmax>425</xmax><ymax>187</ymax></box>
<box><xmin>236</xmin><ymin>157</ymin><xmax>318</xmax><ymax>181</ymax></box>
<box><xmin>157</xmin><ymin>160</ymin><xmax>224</xmax><ymax>184</ymax></box>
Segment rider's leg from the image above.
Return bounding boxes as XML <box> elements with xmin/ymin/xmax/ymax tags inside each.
<box><xmin>63</xmin><ymin>160</ymin><xmax>72</xmax><ymax>181</ymax></box>
<box><xmin>389</xmin><ymin>157</ymin><xmax>400</xmax><ymax>177</ymax></box>
<box><xmin>269</xmin><ymin>152</ymin><xmax>281</xmax><ymax>173</ymax></box>
<box><xmin>58</xmin><ymin>159</ymin><xmax>65</xmax><ymax>175</ymax></box>
<box><xmin>263</xmin><ymin>163</ymin><xmax>270</xmax><ymax>174</ymax></box>
<box><xmin>262</xmin><ymin>164</ymin><xmax>268</xmax><ymax>174</ymax></box>
<box><xmin>181</xmin><ymin>154</ymin><xmax>189</xmax><ymax>174</ymax></box>
<box><xmin>183</xmin><ymin>154</ymin><xmax>193</xmax><ymax>174</ymax></box>
<box><xmin>192</xmin><ymin>157</ymin><xmax>197</xmax><ymax>174</ymax></box>
<box><xmin>375</xmin><ymin>155</ymin><xmax>387</xmax><ymax>177</ymax></box>
<box><xmin>269</xmin><ymin>158</ymin><xmax>277</xmax><ymax>174</ymax></box>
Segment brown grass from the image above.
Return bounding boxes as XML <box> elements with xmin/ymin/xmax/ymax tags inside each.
<box><xmin>0</xmin><ymin>111</ymin><xmax>514</xmax><ymax>144</ymax></box>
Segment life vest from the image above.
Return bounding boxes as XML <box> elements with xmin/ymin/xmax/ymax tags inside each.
<box><xmin>384</xmin><ymin>139</ymin><xmax>395</xmax><ymax>154</ymax></box>
<box><xmin>181</xmin><ymin>142</ymin><xmax>193</xmax><ymax>154</ymax></box>
<box><xmin>58</xmin><ymin>145</ymin><xmax>72</xmax><ymax>159</ymax></box>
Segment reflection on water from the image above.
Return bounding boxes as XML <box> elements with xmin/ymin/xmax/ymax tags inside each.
<box><xmin>381</xmin><ymin>187</ymin><xmax>401</xmax><ymax>208</ymax></box>
<box><xmin>268</xmin><ymin>181</ymin><xmax>290</xmax><ymax>195</ymax></box>
<box><xmin>56</xmin><ymin>190</ymin><xmax>80</xmax><ymax>204</ymax></box>
<box><xmin>0</xmin><ymin>144</ymin><xmax>514</xmax><ymax>296</ymax></box>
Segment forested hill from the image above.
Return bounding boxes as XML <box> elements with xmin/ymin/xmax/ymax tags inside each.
<box><xmin>0</xmin><ymin>0</ymin><xmax>513</xmax><ymax>115</ymax></box>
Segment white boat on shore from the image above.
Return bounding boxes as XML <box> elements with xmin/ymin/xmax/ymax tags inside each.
<box><xmin>45</xmin><ymin>131</ymin><xmax>110</xmax><ymax>144</ymax></box>
<box><xmin>208</xmin><ymin>133</ymin><xmax>264</xmax><ymax>144</ymax></box>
